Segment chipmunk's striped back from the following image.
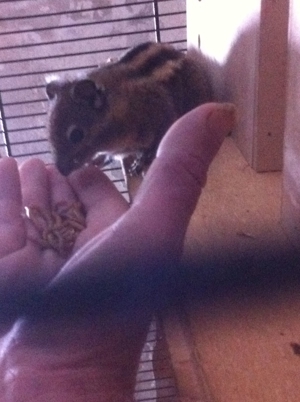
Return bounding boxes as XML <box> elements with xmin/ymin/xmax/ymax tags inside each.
<box><xmin>117</xmin><ymin>42</ymin><xmax>184</xmax><ymax>78</ymax></box>
<box><xmin>108</xmin><ymin>41</ymin><xmax>214</xmax><ymax>115</ymax></box>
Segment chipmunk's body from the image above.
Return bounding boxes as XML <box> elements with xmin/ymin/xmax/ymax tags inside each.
<box><xmin>46</xmin><ymin>42</ymin><xmax>215</xmax><ymax>176</ymax></box>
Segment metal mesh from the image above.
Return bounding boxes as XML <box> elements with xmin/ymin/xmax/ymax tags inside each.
<box><xmin>135</xmin><ymin>319</ymin><xmax>180</xmax><ymax>401</ymax></box>
<box><xmin>0</xmin><ymin>1</ymin><xmax>186</xmax><ymax>399</ymax></box>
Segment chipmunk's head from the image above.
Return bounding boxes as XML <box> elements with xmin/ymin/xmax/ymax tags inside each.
<box><xmin>46</xmin><ymin>77</ymin><xmax>117</xmax><ymax>175</ymax></box>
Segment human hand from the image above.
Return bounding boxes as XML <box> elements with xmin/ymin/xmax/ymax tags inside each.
<box><xmin>47</xmin><ymin>103</ymin><xmax>236</xmax><ymax>290</ymax></box>
<box><xmin>0</xmin><ymin>103</ymin><xmax>236</xmax><ymax>401</ymax></box>
<box><xmin>0</xmin><ymin>155</ymin><xmax>129</xmax><ymax>303</ymax></box>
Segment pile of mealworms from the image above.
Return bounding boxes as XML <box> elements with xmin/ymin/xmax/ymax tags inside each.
<box><xmin>26</xmin><ymin>201</ymin><xmax>86</xmax><ymax>257</ymax></box>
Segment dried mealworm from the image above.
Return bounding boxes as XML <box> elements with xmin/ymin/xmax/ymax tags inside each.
<box><xmin>26</xmin><ymin>201</ymin><xmax>86</xmax><ymax>256</ymax></box>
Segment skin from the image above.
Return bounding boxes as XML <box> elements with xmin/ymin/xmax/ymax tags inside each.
<box><xmin>0</xmin><ymin>103</ymin><xmax>235</xmax><ymax>402</ymax></box>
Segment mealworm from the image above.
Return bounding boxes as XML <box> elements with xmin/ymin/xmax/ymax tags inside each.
<box><xmin>26</xmin><ymin>201</ymin><xmax>86</xmax><ymax>257</ymax></box>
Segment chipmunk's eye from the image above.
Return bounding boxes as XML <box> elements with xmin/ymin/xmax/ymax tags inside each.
<box><xmin>67</xmin><ymin>127</ymin><xmax>85</xmax><ymax>144</ymax></box>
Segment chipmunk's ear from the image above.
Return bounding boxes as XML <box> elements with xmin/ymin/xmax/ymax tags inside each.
<box><xmin>71</xmin><ymin>79</ymin><xmax>106</xmax><ymax>110</ymax></box>
<box><xmin>46</xmin><ymin>80</ymin><xmax>63</xmax><ymax>100</ymax></box>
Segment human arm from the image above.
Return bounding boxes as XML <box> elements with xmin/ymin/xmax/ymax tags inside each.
<box><xmin>0</xmin><ymin>103</ymin><xmax>236</xmax><ymax>402</ymax></box>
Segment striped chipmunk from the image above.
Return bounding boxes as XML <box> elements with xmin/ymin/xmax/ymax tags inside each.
<box><xmin>46</xmin><ymin>42</ymin><xmax>221</xmax><ymax>177</ymax></box>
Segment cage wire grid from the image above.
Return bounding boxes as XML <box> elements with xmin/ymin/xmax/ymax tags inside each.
<box><xmin>0</xmin><ymin>1</ymin><xmax>186</xmax><ymax>400</ymax></box>
<box><xmin>0</xmin><ymin>0</ymin><xmax>187</xmax><ymax>202</ymax></box>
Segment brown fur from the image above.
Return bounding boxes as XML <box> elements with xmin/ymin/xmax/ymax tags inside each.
<box><xmin>46</xmin><ymin>42</ymin><xmax>214</xmax><ymax>176</ymax></box>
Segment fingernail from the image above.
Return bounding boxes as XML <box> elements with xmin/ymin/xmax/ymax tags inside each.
<box><xmin>207</xmin><ymin>103</ymin><xmax>237</xmax><ymax>136</ymax></box>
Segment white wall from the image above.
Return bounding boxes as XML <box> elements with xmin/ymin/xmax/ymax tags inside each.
<box><xmin>187</xmin><ymin>0</ymin><xmax>289</xmax><ymax>172</ymax></box>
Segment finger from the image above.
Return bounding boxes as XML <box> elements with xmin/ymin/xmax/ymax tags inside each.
<box><xmin>46</xmin><ymin>164</ymin><xmax>129</xmax><ymax>285</ymax></box>
<box><xmin>130</xmin><ymin>103</ymin><xmax>237</xmax><ymax>251</ymax></box>
<box><xmin>0</xmin><ymin>157</ymin><xmax>25</xmax><ymax>255</ymax></box>
<box><xmin>47</xmin><ymin>164</ymin><xmax>77</xmax><ymax>207</ymax></box>
<box><xmin>68</xmin><ymin>165</ymin><xmax>128</xmax><ymax>237</ymax></box>
<box><xmin>19</xmin><ymin>159</ymin><xmax>56</xmax><ymax>256</ymax></box>
<box><xmin>19</xmin><ymin>158</ymin><xmax>50</xmax><ymax>210</ymax></box>
<box><xmin>0</xmin><ymin>157</ymin><xmax>22</xmax><ymax>223</ymax></box>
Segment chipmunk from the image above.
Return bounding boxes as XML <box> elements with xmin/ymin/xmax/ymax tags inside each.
<box><xmin>46</xmin><ymin>42</ymin><xmax>218</xmax><ymax>176</ymax></box>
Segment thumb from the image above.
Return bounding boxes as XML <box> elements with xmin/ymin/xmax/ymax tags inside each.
<box><xmin>131</xmin><ymin>103</ymin><xmax>236</xmax><ymax>239</ymax></box>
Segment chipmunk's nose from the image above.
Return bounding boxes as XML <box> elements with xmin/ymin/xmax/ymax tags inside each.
<box><xmin>55</xmin><ymin>156</ymin><xmax>78</xmax><ymax>176</ymax></box>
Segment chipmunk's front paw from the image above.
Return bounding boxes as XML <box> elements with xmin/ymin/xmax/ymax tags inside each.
<box><xmin>128</xmin><ymin>158</ymin><xmax>144</xmax><ymax>176</ymax></box>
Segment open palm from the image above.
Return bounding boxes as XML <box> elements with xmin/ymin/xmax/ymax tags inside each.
<box><xmin>0</xmin><ymin>157</ymin><xmax>128</xmax><ymax>301</ymax></box>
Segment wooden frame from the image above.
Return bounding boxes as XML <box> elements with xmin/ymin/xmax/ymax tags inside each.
<box><xmin>187</xmin><ymin>0</ymin><xmax>289</xmax><ymax>172</ymax></box>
